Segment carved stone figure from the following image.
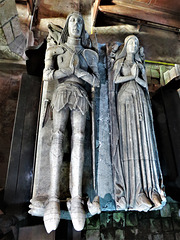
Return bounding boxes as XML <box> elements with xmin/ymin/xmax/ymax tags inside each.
<box><xmin>30</xmin><ymin>12</ymin><xmax>100</xmax><ymax>233</ymax></box>
<box><xmin>109</xmin><ymin>35</ymin><xmax>166</xmax><ymax>211</ymax></box>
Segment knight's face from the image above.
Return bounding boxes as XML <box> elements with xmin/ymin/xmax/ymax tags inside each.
<box><xmin>68</xmin><ymin>14</ymin><xmax>83</xmax><ymax>38</ymax></box>
<box><xmin>126</xmin><ymin>38</ymin><xmax>139</xmax><ymax>54</ymax></box>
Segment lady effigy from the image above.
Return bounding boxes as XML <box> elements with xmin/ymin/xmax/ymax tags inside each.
<box><xmin>109</xmin><ymin>35</ymin><xmax>166</xmax><ymax>211</ymax></box>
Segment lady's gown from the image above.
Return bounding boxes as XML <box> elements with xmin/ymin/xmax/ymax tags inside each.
<box><xmin>110</xmin><ymin>58</ymin><xmax>166</xmax><ymax>211</ymax></box>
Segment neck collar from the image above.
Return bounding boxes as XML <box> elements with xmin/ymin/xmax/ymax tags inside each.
<box><xmin>67</xmin><ymin>36</ymin><xmax>81</xmax><ymax>46</ymax></box>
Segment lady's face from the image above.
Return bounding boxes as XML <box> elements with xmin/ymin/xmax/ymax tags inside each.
<box><xmin>126</xmin><ymin>38</ymin><xmax>139</xmax><ymax>54</ymax></box>
<box><xmin>68</xmin><ymin>14</ymin><xmax>83</xmax><ymax>38</ymax></box>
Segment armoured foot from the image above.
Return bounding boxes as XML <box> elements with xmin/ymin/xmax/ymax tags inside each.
<box><xmin>67</xmin><ymin>196</ymin><xmax>86</xmax><ymax>231</ymax></box>
<box><xmin>43</xmin><ymin>200</ymin><xmax>60</xmax><ymax>233</ymax></box>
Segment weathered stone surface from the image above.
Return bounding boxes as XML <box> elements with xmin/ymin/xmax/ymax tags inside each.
<box><xmin>170</xmin><ymin>203</ymin><xmax>180</xmax><ymax>219</ymax></box>
<box><xmin>138</xmin><ymin>218</ymin><xmax>150</xmax><ymax>232</ymax></box>
<box><xmin>125</xmin><ymin>227</ymin><xmax>139</xmax><ymax>240</ymax></box>
<box><xmin>97</xmin><ymin>79</ymin><xmax>113</xmax><ymax>199</ymax></box>
<box><xmin>163</xmin><ymin>232</ymin><xmax>175</xmax><ymax>240</ymax></box>
<box><xmin>0</xmin><ymin>24</ymin><xmax>23</xmax><ymax>60</ymax></box>
<box><xmin>0</xmin><ymin>66</ymin><xmax>23</xmax><ymax>188</ymax></box>
<box><xmin>2</xmin><ymin>22</ymin><xmax>14</xmax><ymax>45</ymax></box>
<box><xmin>0</xmin><ymin>27</ymin><xmax>7</xmax><ymax>45</ymax></box>
<box><xmin>149</xmin><ymin>211</ymin><xmax>160</xmax><ymax>219</ymax></box>
<box><xmin>172</xmin><ymin>219</ymin><xmax>180</xmax><ymax>231</ymax></box>
<box><xmin>113</xmin><ymin>212</ymin><xmax>125</xmax><ymax>228</ymax></box>
<box><xmin>145</xmin><ymin>63</ymin><xmax>172</xmax><ymax>95</ymax></box>
<box><xmin>30</xmin><ymin>15</ymin><xmax>101</xmax><ymax>234</ymax></box>
<box><xmin>100</xmin><ymin>212</ymin><xmax>112</xmax><ymax>229</ymax></box>
<box><xmin>18</xmin><ymin>225</ymin><xmax>55</xmax><ymax>240</ymax></box>
<box><xmin>160</xmin><ymin>204</ymin><xmax>171</xmax><ymax>218</ymax></box>
<box><xmin>159</xmin><ymin>65</ymin><xmax>169</xmax><ymax>86</ymax></box>
<box><xmin>109</xmin><ymin>36</ymin><xmax>166</xmax><ymax>212</ymax></box>
<box><xmin>153</xmin><ymin>234</ymin><xmax>164</xmax><ymax>240</ymax></box>
<box><xmin>86</xmin><ymin>230</ymin><xmax>100</xmax><ymax>240</ymax></box>
<box><xmin>161</xmin><ymin>218</ymin><xmax>173</xmax><ymax>232</ymax></box>
<box><xmin>175</xmin><ymin>232</ymin><xmax>180</xmax><ymax>240</ymax></box>
<box><xmin>9</xmin><ymin>33</ymin><xmax>26</xmax><ymax>56</ymax></box>
<box><xmin>163</xmin><ymin>65</ymin><xmax>180</xmax><ymax>84</ymax></box>
<box><xmin>151</xmin><ymin>69</ymin><xmax>160</xmax><ymax>79</ymax></box>
<box><xmin>4</xmin><ymin>73</ymin><xmax>41</xmax><ymax>205</ymax></box>
<box><xmin>0</xmin><ymin>0</ymin><xmax>18</xmax><ymax>26</ymax></box>
<box><xmin>86</xmin><ymin>215</ymin><xmax>100</xmax><ymax>230</ymax></box>
<box><xmin>100</xmin><ymin>228</ymin><xmax>115</xmax><ymax>240</ymax></box>
<box><xmin>0</xmin><ymin>0</ymin><xmax>27</xmax><ymax>59</ymax></box>
<box><xmin>115</xmin><ymin>229</ymin><xmax>125</xmax><ymax>240</ymax></box>
<box><xmin>149</xmin><ymin>219</ymin><xmax>162</xmax><ymax>233</ymax></box>
<box><xmin>11</xmin><ymin>16</ymin><xmax>21</xmax><ymax>38</ymax></box>
<box><xmin>97</xmin><ymin>44</ymin><xmax>114</xmax><ymax>210</ymax></box>
<box><xmin>37</xmin><ymin>0</ymin><xmax>92</xmax><ymax>32</ymax></box>
<box><xmin>0</xmin><ymin>215</ymin><xmax>18</xmax><ymax>235</ymax></box>
<box><xmin>125</xmin><ymin>212</ymin><xmax>138</xmax><ymax>227</ymax></box>
<box><xmin>0</xmin><ymin>45</ymin><xmax>22</xmax><ymax>60</ymax></box>
<box><xmin>147</xmin><ymin>234</ymin><xmax>153</xmax><ymax>240</ymax></box>
<box><xmin>137</xmin><ymin>211</ymin><xmax>149</xmax><ymax>220</ymax></box>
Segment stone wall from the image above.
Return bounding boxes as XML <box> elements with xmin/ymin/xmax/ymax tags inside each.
<box><xmin>93</xmin><ymin>25</ymin><xmax>180</xmax><ymax>64</ymax></box>
<box><xmin>0</xmin><ymin>0</ymin><xmax>27</xmax><ymax>59</ymax></box>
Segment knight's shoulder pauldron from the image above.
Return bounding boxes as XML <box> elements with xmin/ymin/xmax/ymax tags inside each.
<box><xmin>82</xmin><ymin>49</ymin><xmax>99</xmax><ymax>67</ymax></box>
<box><xmin>45</xmin><ymin>45</ymin><xmax>66</xmax><ymax>60</ymax></box>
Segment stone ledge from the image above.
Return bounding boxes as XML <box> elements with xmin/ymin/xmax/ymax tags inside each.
<box><xmin>0</xmin><ymin>46</ymin><xmax>22</xmax><ymax>60</ymax></box>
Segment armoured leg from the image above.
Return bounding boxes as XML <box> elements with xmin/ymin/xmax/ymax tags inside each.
<box><xmin>67</xmin><ymin>110</ymin><xmax>86</xmax><ymax>231</ymax></box>
<box><xmin>49</xmin><ymin>130</ymin><xmax>64</xmax><ymax>200</ymax></box>
<box><xmin>44</xmin><ymin>108</ymin><xmax>69</xmax><ymax>233</ymax></box>
<box><xmin>70</xmin><ymin>112</ymin><xmax>86</xmax><ymax>198</ymax></box>
<box><xmin>49</xmin><ymin>108</ymin><xmax>69</xmax><ymax>200</ymax></box>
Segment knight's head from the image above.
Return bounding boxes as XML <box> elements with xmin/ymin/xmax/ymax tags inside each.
<box><xmin>61</xmin><ymin>12</ymin><xmax>85</xmax><ymax>43</ymax></box>
<box><xmin>68</xmin><ymin>12</ymin><xmax>84</xmax><ymax>38</ymax></box>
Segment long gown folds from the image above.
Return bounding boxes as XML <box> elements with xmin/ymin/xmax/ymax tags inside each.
<box><xmin>110</xmin><ymin>55</ymin><xmax>166</xmax><ymax>211</ymax></box>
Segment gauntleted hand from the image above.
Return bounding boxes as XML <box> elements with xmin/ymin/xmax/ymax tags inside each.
<box><xmin>70</xmin><ymin>53</ymin><xmax>80</xmax><ymax>72</ymax></box>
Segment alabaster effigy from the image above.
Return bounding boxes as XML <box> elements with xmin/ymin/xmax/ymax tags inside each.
<box><xmin>29</xmin><ymin>21</ymin><xmax>167</xmax><ymax>233</ymax></box>
<box><xmin>108</xmin><ymin>35</ymin><xmax>166</xmax><ymax>212</ymax></box>
<box><xmin>29</xmin><ymin>12</ymin><xmax>101</xmax><ymax>233</ymax></box>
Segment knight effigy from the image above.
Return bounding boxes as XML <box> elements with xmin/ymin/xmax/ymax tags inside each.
<box><xmin>29</xmin><ymin>12</ymin><xmax>101</xmax><ymax>233</ymax></box>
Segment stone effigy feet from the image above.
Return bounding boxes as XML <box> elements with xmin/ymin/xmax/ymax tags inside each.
<box><xmin>67</xmin><ymin>196</ymin><xmax>86</xmax><ymax>231</ymax></box>
<box><xmin>43</xmin><ymin>199</ymin><xmax>60</xmax><ymax>233</ymax></box>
